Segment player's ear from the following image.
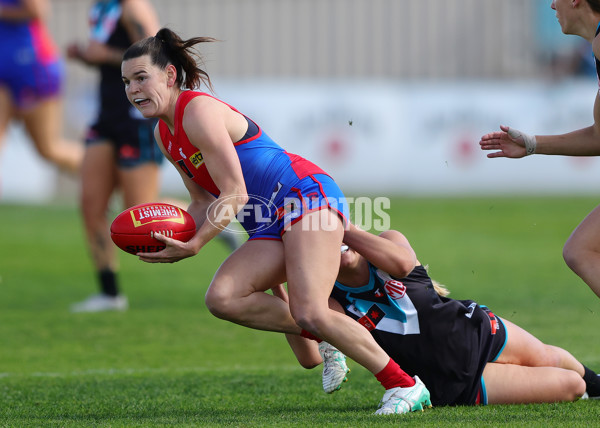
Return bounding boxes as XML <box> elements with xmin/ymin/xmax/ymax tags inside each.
<box><xmin>166</xmin><ymin>64</ymin><xmax>177</xmax><ymax>87</ymax></box>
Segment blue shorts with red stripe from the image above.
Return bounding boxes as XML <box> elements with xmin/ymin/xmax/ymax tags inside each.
<box><xmin>244</xmin><ymin>173</ymin><xmax>349</xmax><ymax>240</ymax></box>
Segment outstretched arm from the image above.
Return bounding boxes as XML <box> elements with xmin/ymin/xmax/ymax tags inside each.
<box><xmin>480</xmin><ymin>92</ymin><xmax>600</xmax><ymax>158</ymax></box>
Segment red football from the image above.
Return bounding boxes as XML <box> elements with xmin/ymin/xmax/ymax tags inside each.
<box><xmin>110</xmin><ymin>202</ymin><xmax>196</xmax><ymax>255</ymax></box>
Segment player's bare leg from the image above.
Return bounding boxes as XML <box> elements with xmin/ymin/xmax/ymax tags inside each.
<box><xmin>81</xmin><ymin>142</ymin><xmax>118</xmax><ymax>271</ymax></box>
<box><xmin>0</xmin><ymin>87</ymin><xmax>13</xmax><ymax>154</ymax></box>
<box><xmin>495</xmin><ymin>318</ymin><xmax>584</xmax><ymax>373</ymax></box>
<box><xmin>21</xmin><ymin>97</ymin><xmax>83</xmax><ymax>174</ymax></box>
<box><xmin>71</xmin><ymin>142</ymin><xmax>124</xmax><ymax>312</ymax></box>
<box><xmin>205</xmin><ymin>239</ymin><xmax>299</xmax><ymax>332</ymax></box>
<box><xmin>118</xmin><ymin>162</ymin><xmax>160</xmax><ymax>208</ymax></box>
<box><xmin>206</xmin><ymin>210</ymin><xmax>430</xmax><ymax>414</ymax></box>
<box><xmin>283</xmin><ymin>209</ymin><xmax>391</xmax><ymax>374</ymax></box>
<box><xmin>483</xmin><ymin>362</ymin><xmax>584</xmax><ymax>404</ymax></box>
<box><xmin>483</xmin><ymin>317</ymin><xmax>586</xmax><ymax>403</ymax></box>
<box><xmin>563</xmin><ymin>205</ymin><xmax>600</xmax><ymax>299</ymax></box>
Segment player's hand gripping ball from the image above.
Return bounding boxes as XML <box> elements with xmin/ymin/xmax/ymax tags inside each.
<box><xmin>110</xmin><ymin>203</ymin><xmax>196</xmax><ymax>255</ymax></box>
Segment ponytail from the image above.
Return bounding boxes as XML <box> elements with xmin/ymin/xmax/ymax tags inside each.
<box><xmin>124</xmin><ymin>27</ymin><xmax>217</xmax><ymax>91</ymax></box>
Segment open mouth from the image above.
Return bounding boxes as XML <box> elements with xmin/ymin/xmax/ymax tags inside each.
<box><xmin>341</xmin><ymin>245</ymin><xmax>349</xmax><ymax>254</ymax></box>
<box><xmin>133</xmin><ymin>98</ymin><xmax>150</xmax><ymax>106</ymax></box>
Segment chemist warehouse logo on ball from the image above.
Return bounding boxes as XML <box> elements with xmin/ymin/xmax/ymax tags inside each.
<box><xmin>207</xmin><ymin>193</ymin><xmax>391</xmax><ymax>234</ymax></box>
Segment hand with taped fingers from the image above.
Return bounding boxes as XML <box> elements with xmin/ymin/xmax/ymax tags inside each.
<box><xmin>479</xmin><ymin>125</ymin><xmax>536</xmax><ymax>159</ymax></box>
<box><xmin>137</xmin><ymin>232</ymin><xmax>199</xmax><ymax>263</ymax></box>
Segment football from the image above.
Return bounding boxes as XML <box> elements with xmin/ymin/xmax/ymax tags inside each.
<box><xmin>110</xmin><ymin>202</ymin><xmax>196</xmax><ymax>255</ymax></box>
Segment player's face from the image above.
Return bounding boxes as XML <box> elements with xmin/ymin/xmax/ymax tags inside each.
<box><xmin>551</xmin><ymin>0</ymin><xmax>578</xmax><ymax>35</ymax></box>
<box><xmin>122</xmin><ymin>55</ymin><xmax>171</xmax><ymax>118</ymax></box>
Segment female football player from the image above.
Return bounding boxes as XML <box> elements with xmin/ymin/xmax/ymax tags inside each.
<box><xmin>67</xmin><ymin>0</ymin><xmax>161</xmax><ymax>312</ymax></box>
<box><xmin>479</xmin><ymin>0</ymin><xmax>600</xmax><ymax>302</ymax></box>
<box><xmin>0</xmin><ymin>0</ymin><xmax>82</xmax><ymax>174</ymax></box>
<box><xmin>276</xmin><ymin>224</ymin><xmax>600</xmax><ymax>406</ymax></box>
<box><xmin>119</xmin><ymin>27</ymin><xmax>431</xmax><ymax>415</ymax></box>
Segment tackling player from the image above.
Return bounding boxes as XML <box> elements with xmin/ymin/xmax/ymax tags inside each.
<box><xmin>277</xmin><ymin>224</ymin><xmax>600</xmax><ymax>405</ymax></box>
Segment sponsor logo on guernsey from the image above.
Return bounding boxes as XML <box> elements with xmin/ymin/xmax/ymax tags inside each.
<box><xmin>384</xmin><ymin>279</ymin><xmax>406</xmax><ymax>299</ymax></box>
<box><xmin>357</xmin><ymin>304</ymin><xmax>386</xmax><ymax>331</ymax></box>
<box><xmin>130</xmin><ymin>204</ymin><xmax>185</xmax><ymax>227</ymax></box>
<box><xmin>465</xmin><ymin>302</ymin><xmax>477</xmax><ymax>319</ymax></box>
<box><xmin>179</xmin><ymin>147</ymin><xmax>186</xmax><ymax>159</ymax></box>
<box><xmin>167</xmin><ymin>140</ymin><xmax>172</xmax><ymax>153</ymax></box>
<box><xmin>189</xmin><ymin>151</ymin><xmax>204</xmax><ymax>169</ymax></box>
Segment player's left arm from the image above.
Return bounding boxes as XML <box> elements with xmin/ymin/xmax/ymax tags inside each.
<box><xmin>343</xmin><ymin>225</ymin><xmax>417</xmax><ymax>279</ymax></box>
<box><xmin>67</xmin><ymin>0</ymin><xmax>158</xmax><ymax>67</ymax></box>
<box><xmin>530</xmin><ymin>35</ymin><xmax>600</xmax><ymax>157</ymax></box>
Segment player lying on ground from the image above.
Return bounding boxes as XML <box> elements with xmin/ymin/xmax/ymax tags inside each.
<box><xmin>274</xmin><ymin>224</ymin><xmax>600</xmax><ymax>406</ymax></box>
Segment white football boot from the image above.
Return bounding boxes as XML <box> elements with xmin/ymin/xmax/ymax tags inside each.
<box><xmin>318</xmin><ymin>341</ymin><xmax>350</xmax><ymax>393</ymax></box>
<box><xmin>71</xmin><ymin>294</ymin><xmax>129</xmax><ymax>313</ymax></box>
<box><xmin>375</xmin><ymin>376</ymin><xmax>432</xmax><ymax>415</ymax></box>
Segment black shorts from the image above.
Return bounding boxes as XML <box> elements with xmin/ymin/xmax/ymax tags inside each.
<box><xmin>85</xmin><ymin>117</ymin><xmax>163</xmax><ymax>168</ymax></box>
<box><xmin>475</xmin><ymin>308</ymin><xmax>508</xmax><ymax>405</ymax></box>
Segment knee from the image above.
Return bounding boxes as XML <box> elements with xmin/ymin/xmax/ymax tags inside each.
<box><xmin>290</xmin><ymin>305</ymin><xmax>329</xmax><ymax>335</ymax></box>
<box><xmin>563</xmin><ymin>371</ymin><xmax>586</xmax><ymax>401</ymax></box>
<box><xmin>562</xmin><ymin>236</ymin><xmax>594</xmax><ymax>274</ymax></box>
<box><xmin>562</xmin><ymin>240</ymin><xmax>581</xmax><ymax>272</ymax></box>
<box><xmin>205</xmin><ymin>279</ymin><xmax>239</xmax><ymax>321</ymax></box>
<box><xmin>34</xmin><ymin>142</ymin><xmax>56</xmax><ymax>162</ymax></box>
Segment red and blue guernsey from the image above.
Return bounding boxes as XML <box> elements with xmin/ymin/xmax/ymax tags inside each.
<box><xmin>0</xmin><ymin>0</ymin><xmax>63</xmax><ymax>108</ymax></box>
<box><xmin>158</xmin><ymin>90</ymin><xmax>349</xmax><ymax>240</ymax></box>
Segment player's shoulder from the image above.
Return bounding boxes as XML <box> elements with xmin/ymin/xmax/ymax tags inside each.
<box><xmin>183</xmin><ymin>92</ymin><xmax>230</xmax><ymax>121</ymax></box>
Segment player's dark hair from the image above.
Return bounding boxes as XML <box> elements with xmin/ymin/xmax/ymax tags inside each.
<box><xmin>587</xmin><ymin>0</ymin><xmax>600</xmax><ymax>14</ymax></box>
<box><xmin>123</xmin><ymin>27</ymin><xmax>216</xmax><ymax>91</ymax></box>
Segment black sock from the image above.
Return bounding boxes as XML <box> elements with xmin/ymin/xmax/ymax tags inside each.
<box><xmin>99</xmin><ymin>269</ymin><xmax>118</xmax><ymax>297</ymax></box>
<box><xmin>583</xmin><ymin>365</ymin><xmax>600</xmax><ymax>397</ymax></box>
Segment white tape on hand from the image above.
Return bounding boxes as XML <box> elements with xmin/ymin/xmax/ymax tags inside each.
<box><xmin>507</xmin><ymin>127</ymin><xmax>536</xmax><ymax>156</ymax></box>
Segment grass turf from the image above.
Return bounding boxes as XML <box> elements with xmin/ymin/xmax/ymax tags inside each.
<box><xmin>1</xmin><ymin>197</ymin><xmax>600</xmax><ymax>427</ymax></box>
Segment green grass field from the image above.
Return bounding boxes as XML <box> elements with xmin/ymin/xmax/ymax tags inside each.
<box><xmin>1</xmin><ymin>197</ymin><xmax>600</xmax><ymax>427</ymax></box>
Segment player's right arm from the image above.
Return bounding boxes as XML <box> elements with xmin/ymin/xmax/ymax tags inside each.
<box><xmin>153</xmin><ymin>124</ymin><xmax>214</xmax><ymax>230</ymax></box>
<box><xmin>136</xmin><ymin>125</ymin><xmax>216</xmax><ymax>262</ymax></box>
<box><xmin>533</xmin><ymin>91</ymin><xmax>600</xmax><ymax>156</ymax></box>
<box><xmin>480</xmin><ymin>92</ymin><xmax>600</xmax><ymax>158</ymax></box>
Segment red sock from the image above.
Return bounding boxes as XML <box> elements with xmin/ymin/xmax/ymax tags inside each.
<box><xmin>300</xmin><ymin>329</ymin><xmax>322</xmax><ymax>343</ymax></box>
<box><xmin>375</xmin><ymin>358</ymin><xmax>415</xmax><ymax>389</ymax></box>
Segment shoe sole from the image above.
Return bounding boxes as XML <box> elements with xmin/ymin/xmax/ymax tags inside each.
<box><xmin>325</xmin><ymin>368</ymin><xmax>350</xmax><ymax>394</ymax></box>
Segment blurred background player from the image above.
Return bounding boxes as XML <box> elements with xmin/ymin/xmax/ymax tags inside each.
<box><xmin>0</xmin><ymin>0</ymin><xmax>82</xmax><ymax>176</ymax></box>
<box><xmin>479</xmin><ymin>0</ymin><xmax>600</xmax><ymax>303</ymax></box>
<box><xmin>67</xmin><ymin>0</ymin><xmax>162</xmax><ymax>313</ymax></box>
<box><xmin>277</xmin><ymin>224</ymin><xmax>600</xmax><ymax>405</ymax></box>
